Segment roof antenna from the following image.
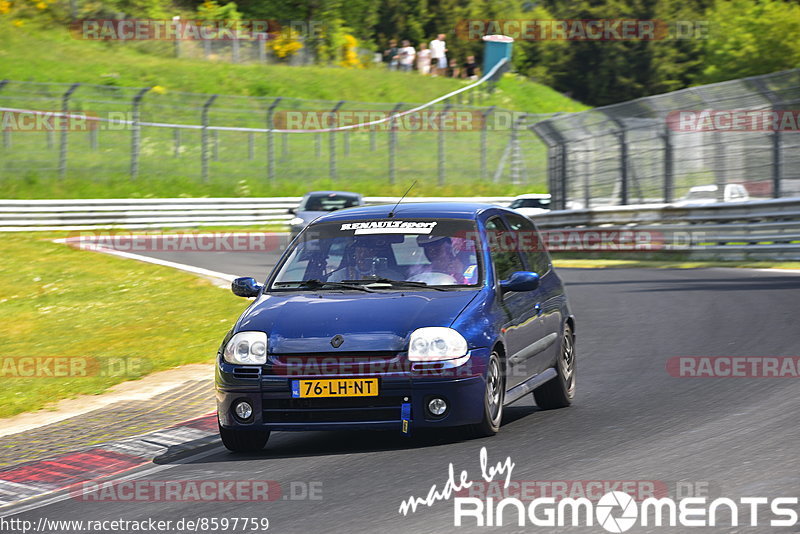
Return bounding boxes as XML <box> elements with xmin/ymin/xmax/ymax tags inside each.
<box><xmin>388</xmin><ymin>180</ymin><xmax>417</xmax><ymax>218</ymax></box>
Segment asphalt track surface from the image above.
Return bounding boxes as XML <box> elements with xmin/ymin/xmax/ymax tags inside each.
<box><xmin>8</xmin><ymin>246</ymin><xmax>800</xmax><ymax>533</ymax></box>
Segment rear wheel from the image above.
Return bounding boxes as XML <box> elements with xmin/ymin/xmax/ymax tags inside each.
<box><xmin>471</xmin><ymin>350</ymin><xmax>505</xmax><ymax>437</ymax></box>
<box><xmin>533</xmin><ymin>324</ymin><xmax>575</xmax><ymax>409</ymax></box>
<box><xmin>219</xmin><ymin>423</ymin><xmax>269</xmax><ymax>452</ymax></box>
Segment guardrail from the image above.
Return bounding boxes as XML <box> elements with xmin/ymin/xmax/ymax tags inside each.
<box><xmin>533</xmin><ymin>197</ymin><xmax>800</xmax><ymax>261</ymax></box>
<box><xmin>5</xmin><ymin>196</ymin><xmax>799</xmax><ymax>261</ymax></box>
<box><xmin>0</xmin><ymin>197</ymin><xmax>515</xmax><ymax>231</ymax></box>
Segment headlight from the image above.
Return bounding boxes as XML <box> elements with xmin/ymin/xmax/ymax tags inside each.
<box><xmin>289</xmin><ymin>217</ymin><xmax>305</xmax><ymax>226</ymax></box>
<box><xmin>408</xmin><ymin>327</ymin><xmax>468</xmax><ymax>362</ymax></box>
<box><xmin>223</xmin><ymin>331</ymin><xmax>268</xmax><ymax>365</ymax></box>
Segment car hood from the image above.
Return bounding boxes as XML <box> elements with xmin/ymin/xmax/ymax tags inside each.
<box><xmin>236</xmin><ymin>290</ymin><xmax>480</xmax><ymax>353</ymax></box>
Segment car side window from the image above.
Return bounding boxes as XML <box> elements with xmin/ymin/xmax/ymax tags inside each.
<box><xmin>485</xmin><ymin>217</ymin><xmax>525</xmax><ymax>281</ymax></box>
<box><xmin>504</xmin><ymin>213</ymin><xmax>551</xmax><ymax>275</ymax></box>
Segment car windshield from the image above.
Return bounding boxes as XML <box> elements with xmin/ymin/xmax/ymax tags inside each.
<box><xmin>684</xmin><ymin>190</ymin><xmax>717</xmax><ymax>200</ymax></box>
<box><xmin>510</xmin><ymin>198</ymin><xmax>550</xmax><ymax>209</ymax></box>
<box><xmin>271</xmin><ymin>218</ymin><xmax>483</xmax><ymax>289</ymax></box>
<box><xmin>301</xmin><ymin>194</ymin><xmax>360</xmax><ymax>212</ymax></box>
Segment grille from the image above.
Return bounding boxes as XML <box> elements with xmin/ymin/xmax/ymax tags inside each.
<box><xmin>232</xmin><ymin>366</ymin><xmax>260</xmax><ymax>379</ymax></box>
<box><xmin>263</xmin><ymin>396</ymin><xmax>404</xmax><ymax>423</ymax></box>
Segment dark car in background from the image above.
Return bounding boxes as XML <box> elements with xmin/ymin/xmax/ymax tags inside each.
<box><xmin>288</xmin><ymin>191</ymin><xmax>363</xmax><ymax>238</ymax></box>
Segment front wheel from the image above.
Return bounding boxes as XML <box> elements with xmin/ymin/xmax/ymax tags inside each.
<box><xmin>533</xmin><ymin>324</ymin><xmax>576</xmax><ymax>409</ymax></box>
<box><xmin>471</xmin><ymin>350</ymin><xmax>505</xmax><ymax>438</ymax></box>
<box><xmin>219</xmin><ymin>423</ymin><xmax>269</xmax><ymax>452</ymax></box>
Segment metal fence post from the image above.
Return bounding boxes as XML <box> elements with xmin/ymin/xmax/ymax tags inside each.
<box><xmin>437</xmin><ymin>103</ymin><xmax>451</xmax><ymax>186</ymax></box>
<box><xmin>267</xmin><ymin>97</ymin><xmax>281</xmax><ymax>181</ymax></box>
<box><xmin>662</xmin><ymin>126</ymin><xmax>674</xmax><ymax>203</ymax></box>
<box><xmin>89</xmin><ymin>127</ymin><xmax>98</xmax><ymax>150</ymax></box>
<box><xmin>388</xmin><ymin>103</ymin><xmax>403</xmax><ymax>185</ymax></box>
<box><xmin>58</xmin><ymin>83</ymin><xmax>80</xmax><ymax>179</ymax></box>
<box><xmin>232</xmin><ymin>34</ymin><xmax>240</xmax><ymax>63</ymax></box>
<box><xmin>173</xmin><ymin>128</ymin><xmax>181</xmax><ymax>157</ymax></box>
<box><xmin>480</xmin><ymin>106</ymin><xmax>495</xmax><ymax>180</ymax></box>
<box><xmin>0</xmin><ymin>79</ymin><xmax>9</xmax><ymax>149</ymax></box>
<box><xmin>329</xmin><ymin>100</ymin><xmax>345</xmax><ymax>180</ymax></box>
<box><xmin>248</xmin><ymin>133</ymin><xmax>255</xmax><ymax>160</ymax></box>
<box><xmin>257</xmin><ymin>34</ymin><xmax>266</xmax><ymax>63</ymax></box>
<box><xmin>510</xmin><ymin>113</ymin><xmax>528</xmax><ymax>185</ymax></box>
<box><xmin>619</xmin><ymin>130</ymin><xmax>628</xmax><ymax>205</ymax></box>
<box><xmin>212</xmin><ymin>130</ymin><xmax>219</xmax><ymax>161</ymax></box>
<box><xmin>752</xmin><ymin>78</ymin><xmax>785</xmax><ymax>198</ymax></box>
<box><xmin>201</xmin><ymin>94</ymin><xmax>218</xmax><ymax>183</ymax></box>
<box><xmin>129</xmin><ymin>87</ymin><xmax>151</xmax><ymax>180</ymax></box>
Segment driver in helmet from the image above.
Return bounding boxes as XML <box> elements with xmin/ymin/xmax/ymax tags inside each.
<box><xmin>328</xmin><ymin>236</ymin><xmax>403</xmax><ymax>281</ymax></box>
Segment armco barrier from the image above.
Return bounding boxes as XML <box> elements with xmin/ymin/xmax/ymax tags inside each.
<box><xmin>3</xmin><ymin>196</ymin><xmax>799</xmax><ymax>261</ymax></box>
<box><xmin>0</xmin><ymin>197</ymin><xmax>514</xmax><ymax>231</ymax></box>
<box><xmin>532</xmin><ymin>197</ymin><xmax>800</xmax><ymax>260</ymax></box>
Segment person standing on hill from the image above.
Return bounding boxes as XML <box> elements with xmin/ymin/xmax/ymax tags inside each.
<box><xmin>429</xmin><ymin>33</ymin><xmax>447</xmax><ymax>76</ymax></box>
<box><xmin>398</xmin><ymin>40</ymin><xmax>416</xmax><ymax>72</ymax></box>
<box><xmin>416</xmin><ymin>42</ymin><xmax>432</xmax><ymax>75</ymax></box>
<box><xmin>384</xmin><ymin>39</ymin><xmax>399</xmax><ymax>71</ymax></box>
<box><xmin>464</xmin><ymin>55</ymin><xmax>480</xmax><ymax>80</ymax></box>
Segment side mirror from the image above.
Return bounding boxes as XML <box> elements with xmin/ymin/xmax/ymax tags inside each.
<box><xmin>232</xmin><ymin>277</ymin><xmax>262</xmax><ymax>298</ymax></box>
<box><xmin>287</xmin><ymin>208</ymin><xmax>295</xmax><ymax>215</ymax></box>
<box><xmin>500</xmin><ymin>271</ymin><xmax>540</xmax><ymax>293</ymax></box>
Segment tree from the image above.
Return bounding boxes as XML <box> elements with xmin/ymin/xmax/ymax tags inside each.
<box><xmin>696</xmin><ymin>0</ymin><xmax>800</xmax><ymax>84</ymax></box>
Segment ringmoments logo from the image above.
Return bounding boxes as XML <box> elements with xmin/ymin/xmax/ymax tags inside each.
<box><xmin>397</xmin><ymin>449</ymin><xmax>799</xmax><ymax>530</ymax></box>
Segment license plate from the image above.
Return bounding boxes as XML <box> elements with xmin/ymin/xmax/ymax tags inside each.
<box><xmin>292</xmin><ymin>378</ymin><xmax>379</xmax><ymax>398</ymax></box>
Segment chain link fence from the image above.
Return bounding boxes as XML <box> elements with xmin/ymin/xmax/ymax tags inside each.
<box><xmin>532</xmin><ymin>69</ymin><xmax>800</xmax><ymax>210</ymax></box>
<box><xmin>0</xmin><ymin>79</ymin><xmax>552</xmax><ymax>193</ymax></box>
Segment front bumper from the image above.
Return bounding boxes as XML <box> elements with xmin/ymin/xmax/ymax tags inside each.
<box><xmin>216</xmin><ymin>348</ymin><xmax>490</xmax><ymax>432</ymax></box>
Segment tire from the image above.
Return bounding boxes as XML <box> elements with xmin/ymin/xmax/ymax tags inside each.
<box><xmin>533</xmin><ymin>324</ymin><xmax>576</xmax><ymax>409</ymax></box>
<box><xmin>471</xmin><ymin>350</ymin><xmax>505</xmax><ymax>438</ymax></box>
<box><xmin>218</xmin><ymin>423</ymin><xmax>269</xmax><ymax>452</ymax></box>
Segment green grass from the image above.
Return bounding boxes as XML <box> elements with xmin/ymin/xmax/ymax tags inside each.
<box><xmin>0</xmin><ymin>22</ymin><xmax>588</xmax><ymax>112</ymax></box>
<box><xmin>0</xmin><ymin>232</ymin><xmax>247</xmax><ymax>418</ymax></box>
<box><xmin>0</xmin><ymin>21</ymin><xmax>586</xmax><ymax>200</ymax></box>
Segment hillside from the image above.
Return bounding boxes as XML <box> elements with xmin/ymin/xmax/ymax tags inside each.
<box><xmin>0</xmin><ymin>22</ymin><xmax>588</xmax><ymax>113</ymax></box>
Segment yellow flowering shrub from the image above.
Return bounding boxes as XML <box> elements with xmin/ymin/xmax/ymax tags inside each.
<box><xmin>339</xmin><ymin>34</ymin><xmax>363</xmax><ymax>69</ymax></box>
<box><xmin>267</xmin><ymin>28</ymin><xmax>303</xmax><ymax>59</ymax></box>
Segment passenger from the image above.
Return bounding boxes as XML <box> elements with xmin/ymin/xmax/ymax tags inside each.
<box><xmin>409</xmin><ymin>235</ymin><xmax>466</xmax><ymax>283</ymax></box>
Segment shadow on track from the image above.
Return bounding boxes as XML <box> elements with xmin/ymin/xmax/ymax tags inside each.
<box><xmin>184</xmin><ymin>405</ymin><xmax>543</xmax><ymax>463</ymax></box>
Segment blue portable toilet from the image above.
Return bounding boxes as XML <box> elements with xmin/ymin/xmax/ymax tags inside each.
<box><xmin>482</xmin><ymin>35</ymin><xmax>514</xmax><ymax>81</ymax></box>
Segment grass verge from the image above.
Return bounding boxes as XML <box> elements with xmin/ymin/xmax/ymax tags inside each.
<box><xmin>0</xmin><ymin>232</ymin><xmax>246</xmax><ymax>419</ymax></box>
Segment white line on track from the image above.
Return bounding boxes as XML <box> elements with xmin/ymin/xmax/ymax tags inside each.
<box><xmin>52</xmin><ymin>238</ymin><xmax>239</xmax><ymax>285</ymax></box>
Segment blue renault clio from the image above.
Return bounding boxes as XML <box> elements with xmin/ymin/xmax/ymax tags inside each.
<box><xmin>216</xmin><ymin>203</ymin><xmax>575</xmax><ymax>451</ymax></box>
